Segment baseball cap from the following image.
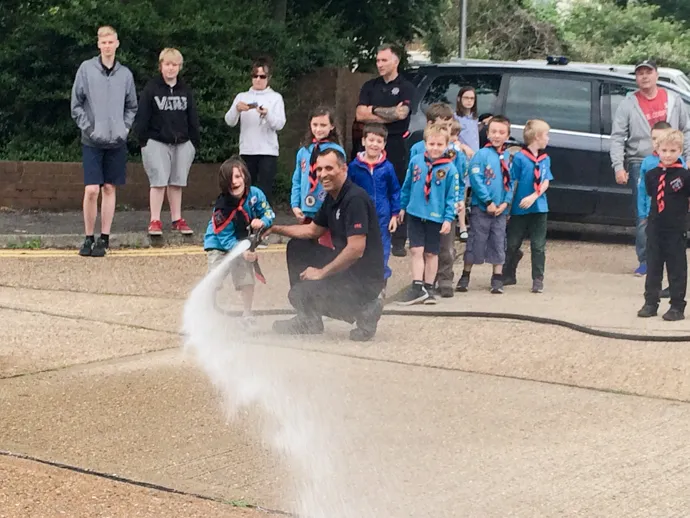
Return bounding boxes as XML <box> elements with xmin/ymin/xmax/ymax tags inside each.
<box><xmin>635</xmin><ymin>60</ymin><xmax>657</xmax><ymax>72</ymax></box>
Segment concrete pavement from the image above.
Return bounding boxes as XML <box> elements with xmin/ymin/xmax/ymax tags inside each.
<box><xmin>1</xmin><ymin>240</ymin><xmax>690</xmax><ymax>516</ymax></box>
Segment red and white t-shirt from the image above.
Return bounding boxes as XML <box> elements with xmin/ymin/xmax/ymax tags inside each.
<box><xmin>635</xmin><ymin>89</ymin><xmax>668</xmax><ymax>128</ymax></box>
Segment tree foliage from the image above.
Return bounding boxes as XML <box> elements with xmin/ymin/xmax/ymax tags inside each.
<box><xmin>287</xmin><ymin>0</ymin><xmax>444</xmax><ymax>70</ymax></box>
<box><xmin>556</xmin><ymin>0</ymin><xmax>690</xmax><ymax>71</ymax></box>
<box><xmin>0</xmin><ymin>0</ymin><xmax>350</xmax><ymax>162</ymax></box>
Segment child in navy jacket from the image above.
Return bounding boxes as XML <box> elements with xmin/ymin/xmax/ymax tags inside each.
<box><xmin>348</xmin><ymin>124</ymin><xmax>401</xmax><ymax>284</ymax></box>
<box><xmin>457</xmin><ymin>115</ymin><xmax>515</xmax><ymax>294</ymax></box>
<box><xmin>397</xmin><ymin>124</ymin><xmax>459</xmax><ymax>305</ymax></box>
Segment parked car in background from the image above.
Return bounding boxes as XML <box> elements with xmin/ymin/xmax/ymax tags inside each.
<box><xmin>519</xmin><ymin>58</ymin><xmax>690</xmax><ymax>94</ymax></box>
<box><xmin>405</xmin><ymin>59</ymin><xmax>690</xmax><ymax>226</ymax></box>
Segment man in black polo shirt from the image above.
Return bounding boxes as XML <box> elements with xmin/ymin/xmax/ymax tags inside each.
<box><xmin>355</xmin><ymin>43</ymin><xmax>415</xmax><ymax>257</ymax></box>
<box><xmin>268</xmin><ymin>148</ymin><xmax>385</xmax><ymax>342</ymax></box>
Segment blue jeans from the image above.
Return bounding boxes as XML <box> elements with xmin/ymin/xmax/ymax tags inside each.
<box><xmin>629</xmin><ymin>162</ymin><xmax>646</xmax><ymax>264</ymax></box>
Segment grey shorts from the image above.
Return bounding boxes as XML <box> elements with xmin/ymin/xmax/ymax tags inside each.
<box><xmin>206</xmin><ymin>249</ymin><xmax>255</xmax><ymax>290</ymax></box>
<box><xmin>463</xmin><ymin>210</ymin><xmax>507</xmax><ymax>265</ymax></box>
<box><xmin>142</xmin><ymin>139</ymin><xmax>195</xmax><ymax>187</ymax></box>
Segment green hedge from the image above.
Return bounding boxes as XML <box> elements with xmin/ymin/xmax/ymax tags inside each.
<box><xmin>0</xmin><ymin>0</ymin><xmax>350</xmax><ymax>200</ymax></box>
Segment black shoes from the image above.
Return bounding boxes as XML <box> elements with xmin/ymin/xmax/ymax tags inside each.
<box><xmin>79</xmin><ymin>236</ymin><xmax>108</xmax><ymax>257</ymax></box>
<box><xmin>637</xmin><ymin>304</ymin><xmax>658</xmax><ymax>318</ymax></box>
<box><xmin>79</xmin><ymin>237</ymin><xmax>94</xmax><ymax>257</ymax></box>
<box><xmin>397</xmin><ymin>282</ymin><xmax>429</xmax><ymax>306</ymax></box>
<box><xmin>662</xmin><ymin>308</ymin><xmax>685</xmax><ymax>321</ymax></box>
<box><xmin>350</xmin><ymin>298</ymin><xmax>384</xmax><ymax>342</ymax></box>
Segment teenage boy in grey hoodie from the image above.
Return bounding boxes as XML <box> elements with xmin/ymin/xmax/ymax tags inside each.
<box><xmin>610</xmin><ymin>59</ymin><xmax>690</xmax><ymax>276</ymax></box>
<box><xmin>71</xmin><ymin>26</ymin><xmax>138</xmax><ymax>257</ymax></box>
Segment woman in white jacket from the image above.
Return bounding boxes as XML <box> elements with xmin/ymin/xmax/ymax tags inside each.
<box><xmin>225</xmin><ymin>58</ymin><xmax>286</xmax><ymax>203</ymax></box>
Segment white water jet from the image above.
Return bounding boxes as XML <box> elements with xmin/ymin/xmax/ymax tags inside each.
<box><xmin>181</xmin><ymin>241</ymin><xmax>376</xmax><ymax>517</ymax></box>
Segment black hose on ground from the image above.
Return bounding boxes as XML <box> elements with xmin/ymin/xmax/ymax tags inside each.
<box><xmin>215</xmin><ymin>305</ymin><xmax>690</xmax><ymax>343</ymax></box>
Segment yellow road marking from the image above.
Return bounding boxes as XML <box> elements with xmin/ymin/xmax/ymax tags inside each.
<box><xmin>0</xmin><ymin>245</ymin><xmax>287</xmax><ymax>258</ymax></box>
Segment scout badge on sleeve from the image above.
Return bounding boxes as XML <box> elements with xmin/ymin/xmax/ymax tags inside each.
<box><xmin>246</xmin><ymin>225</ymin><xmax>267</xmax><ymax>283</ymax></box>
<box><xmin>305</xmin><ymin>194</ymin><xmax>316</xmax><ymax>207</ymax></box>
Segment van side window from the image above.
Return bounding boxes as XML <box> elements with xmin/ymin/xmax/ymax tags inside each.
<box><xmin>609</xmin><ymin>83</ymin><xmax>637</xmax><ymax>122</ymax></box>
<box><xmin>505</xmin><ymin>75</ymin><xmax>592</xmax><ymax>133</ymax></box>
<box><xmin>421</xmin><ymin>74</ymin><xmax>501</xmax><ymax>116</ymax></box>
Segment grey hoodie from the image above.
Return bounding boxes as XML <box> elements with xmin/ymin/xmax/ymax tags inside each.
<box><xmin>610</xmin><ymin>88</ymin><xmax>690</xmax><ymax>171</ymax></box>
<box><xmin>70</xmin><ymin>57</ymin><xmax>138</xmax><ymax>149</ymax></box>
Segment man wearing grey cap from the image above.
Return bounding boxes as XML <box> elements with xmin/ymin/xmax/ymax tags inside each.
<box><xmin>610</xmin><ymin>59</ymin><xmax>690</xmax><ymax>276</ymax></box>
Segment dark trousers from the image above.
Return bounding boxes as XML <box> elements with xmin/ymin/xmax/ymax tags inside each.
<box><xmin>286</xmin><ymin>239</ymin><xmax>378</xmax><ymax>323</ymax></box>
<box><xmin>436</xmin><ymin>220</ymin><xmax>457</xmax><ymax>287</ymax></box>
<box><xmin>240</xmin><ymin>154</ymin><xmax>278</xmax><ymax>204</ymax></box>
<box><xmin>385</xmin><ymin>135</ymin><xmax>409</xmax><ymax>249</ymax></box>
<box><xmin>645</xmin><ymin>226</ymin><xmax>687</xmax><ymax>310</ymax></box>
<box><xmin>505</xmin><ymin>213</ymin><xmax>548</xmax><ymax>280</ymax></box>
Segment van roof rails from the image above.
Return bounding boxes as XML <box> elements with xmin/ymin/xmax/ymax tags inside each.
<box><xmin>546</xmin><ymin>56</ymin><xmax>570</xmax><ymax>66</ymax></box>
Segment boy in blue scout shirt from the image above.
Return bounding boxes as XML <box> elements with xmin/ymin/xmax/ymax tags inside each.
<box><xmin>503</xmin><ymin>119</ymin><xmax>553</xmax><ymax>293</ymax></box>
<box><xmin>638</xmin><ymin>122</ymin><xmax>680</xmax><ymax>298</ymax></box>
<box><xmin>409</xmin><ymin>103</ymin><xmax>467</xmax><ymax>298</ymax></box>
<box><xmin>456</xmin><ymin>115</ymin><xmax>515</xmax><ymax>295</ymax></box>
<box><xmin>348</xmin><ymin>123</ymin><xmax>401</xmax><ymax>287</ymax></box>
<box><xmin>204</xmin><ymin>157</ymin><xmax>275</xmax><ymax>327</ymax></box>
<box><xmin>290</xmin><ymin>106</ymin><xmax>345</xmax><ymax>248</ymax></box>
<box><xmin>397</xmin><ymin>124</ymin><xmax>459</xmax><ymax>305</ymax></box>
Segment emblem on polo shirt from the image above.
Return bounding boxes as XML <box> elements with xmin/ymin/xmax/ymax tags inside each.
<box><xmin>336</xmin><ymin>209</ymin><xmax>341</xmax><ymax>220</ymax></box>
<box><xmin>670</xmin><ymin>177</ymin><xmax>684</xmax><ymax>192</ymax></box>
<box><xmin>392</xmin><ymin>87</ymin><xmax>400</xmax><ymax>95</ymax></box>
<box><xmin>305</xmin><ymin>195</ymin><xmax>316</xmax><ymax>207</ymax></box>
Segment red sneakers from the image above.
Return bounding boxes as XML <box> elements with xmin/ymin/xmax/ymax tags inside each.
<box><xmin>148</xmin><ymin>220</ymin><xmax>163</xmax><ymax>236</ymax></box>
<box><xmin>172</xmin><ymin>218</ymin><xmax>194</xmax><ymax>235</ymax></box>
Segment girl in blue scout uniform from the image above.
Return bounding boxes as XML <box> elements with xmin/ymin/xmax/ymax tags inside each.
<box><xmin>204</xmin><ymin>156</ymin><xmax>275</xmax><ymax>325</ymax></box>
<box><xmin>397</xmin><ymin>124</ymin><xmax>459</xmax><ymax>305</ymax></box>
<box><xmin>457</xmin><ymin>115</ymin><xmax>515</xmax><ymax>295</ymax></box>
<box><xmin>290</xmin><ymin>106</ymin><xmax>344</xmax><ymax>248</ymax></box>
<box><xmin>348</xmin><ymin>123</ymin><xmax>401</xmax><ymax>283</ymax></box>
<box><xmin>503</xmin><ymin>120</ymin><xmax>553</xmax><ymax>293</ymax></box>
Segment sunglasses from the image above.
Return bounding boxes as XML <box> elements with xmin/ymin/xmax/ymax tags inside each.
<box><xmin>252</xmin><ymin>74</ymin><xmax>268</xmax><ymax>79</ymax></box>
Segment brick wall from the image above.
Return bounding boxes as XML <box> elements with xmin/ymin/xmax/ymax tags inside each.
<box><xmin>0</xmin><ymin>67</ymin><xmax>374</xmax><ymax>211</ymax></box>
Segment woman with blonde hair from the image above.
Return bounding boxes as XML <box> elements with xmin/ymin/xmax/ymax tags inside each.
<box><xmin>134</xmin><ymin>47</ymin><xmax>201</xmax><ymax>236</ymax></box>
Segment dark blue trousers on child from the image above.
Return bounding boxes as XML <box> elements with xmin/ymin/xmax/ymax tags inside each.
<box><xmin>379</xmin><ymin>219</ymin><xmax>392</xmax><ymax>280</ymax></box>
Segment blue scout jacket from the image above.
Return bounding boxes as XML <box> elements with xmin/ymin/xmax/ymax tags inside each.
<box><xmin>638</xmin><ymin>154</ymin><xmax>687</xmax><ymax>220</ymax></box>
<box><xmin>347</xmin><ymin>151</ymin><xmax>401</xmax><ymax>225</ymax></box>
<box><xmin>410</xmin><ymin>140</ymin><xmax>467</xmax><ymax>198</ymax></box>
<box><xmin>510</xmin><ymin>148</ymin><xmax>554</xmax><ymax>216</ymax></box>
<box><xmin>291</xmin><ymin>141</ymin><xmax>346</xmax><ymax>217</ymax></box>
<box><xmin>468</xmin><ymin>145</ymin><xmax>514</xmax><ymax>210</ymax></box>
<box><xmin>400</xmin><ymin>153</ymin><xmax>458</xmax><ymax>223</ymax></box>
<box><xmin>204</xmin><ymin>186</ymin><xmax>275</xmax><ymax>251</ymax></box>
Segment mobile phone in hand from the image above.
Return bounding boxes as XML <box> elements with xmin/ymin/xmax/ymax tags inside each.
<box><xmin>247</xmin><ymin>102</ymin><xmax>258</xmax><ymax>109</ymax></box>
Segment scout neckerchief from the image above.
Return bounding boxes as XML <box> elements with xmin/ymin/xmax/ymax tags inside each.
<box><xmin>423</xmin><ymin>152</ymin><xmax>452</xmax><ymax>201</ymax></box>
<box><xmin>212</xmin><ymin>192</ymin><xmax>249</xmax><ymax>237</ymax></box>
<box><xmin>484</xmin><ymin>143</ymin><xmax>511</xmax><ymax>191</ymax></box>
<box><xmin>520</xmin><ymin>147</ymin><xmax>548</xmax><ymax>196</ymax></box>
<box><xmin>657</xmin><ymin>160</ymin><xmax>684</xmax><ymax>213</ymax></box>
<box><xmin>308</xmin><ymin>139</ymin><xmax>327</xmax><ymax>193</ymax></box>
